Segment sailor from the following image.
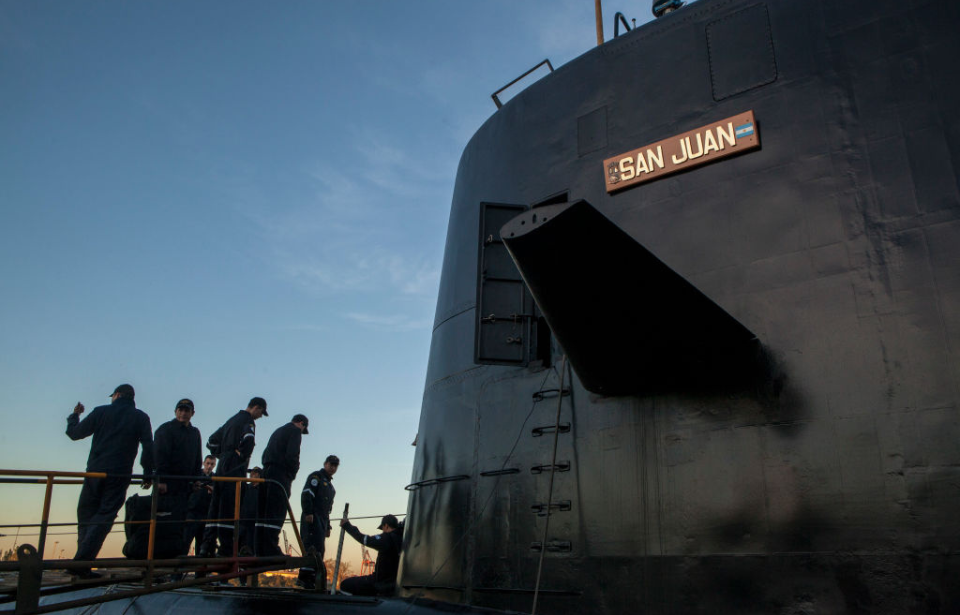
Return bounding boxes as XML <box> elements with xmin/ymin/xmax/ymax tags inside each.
<box><xmin>153</xmin><ymin>399</ymin><xmax>201</xmax><ymax>496</ymax></box>
<box><xmin>338</xmin><ymin>513</ymin><xmax>403</xmax><ymax>596</ymax></box>
<box><xmin>198</xmin><ymin>396</ymin><xmax>267</xmax><ymax>558</ymax></box>
<box><xmin>66</xmin><ymin>383</ymin><xmax>154</xmax><ymax>579</ymax></box>
<box><xmin>182</xmin><ymin>454</ymin><xmax>216</xmax><ymax>555</ymax></box>
<box><xmin>152</xmin><ymin>398</ymin><xmax>202</xmax><ymax>553</ymax></box>
<box><xmin>256</xmin><ymin>413</ymin><xmax>309</xmax><ymax>555</ymax></box>
<box><xmin>297</xmin><ymin>454</ymin><xmax>338</xmax><ymax>590</ymax></box>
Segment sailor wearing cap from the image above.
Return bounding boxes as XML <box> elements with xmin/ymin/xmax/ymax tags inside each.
<box><xmin>151</xmin><ymin>398</ymin><xmax>202</xmax><ymax>554</ymax></box>
<box><xmin>198</xmin><ymin>397</ymin><xmax>267</xmax><ymax>558</ymax></box>
<box><xmin>153</xmin><ymin>399</ymin><xmax>202</xmax><ymax>497</ymax></box>
<box><xmin>339</xmin><ymin>512</ymin><xmax>403</xmax><ymax>596</ymax></box>
<box><xmin>255</xmin><ymin>413</ymin><xmax>310</xmax><ymax>555</ymax></box>
<box><xmin>66</xmin><ymin>383</ymin><xmax>155</xmax><ymax>578</ymax></box>
<box><xmin>297</xmin><ymin>454</ymin><xmax>339</xmax><ymax>590</ymax></box>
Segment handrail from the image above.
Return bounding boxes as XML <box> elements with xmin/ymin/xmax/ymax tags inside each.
<box><xmin>0</xmin><ymin>469</ymin><xmax>270</xmax><ymax>567</ymax></box>
<box><xmin>0</xmin><ymin>468</ymin><xmax>266</xmax><ymax>561</ymax></box>
<box><xmin>614</xmin><ymin>11</ymin><xmax>632</xmax><ymax>37</ymax></box>
<box><xmin>0</xmin><ymin>512</ymin><xmax>401</xmax><ymax>530</ymax></box>
<box><xmin>0</xmin><ymin>467</ymin><xmax>312</xmax><ymax>614</ymax></box>
<box><xmin>0</xmin><ymin>468</ymin><xmax>266</xmax><ymax>482</ymax></box>
<box><xmin>404</xmin><ymin>474</ymin><xmax>470</xmax><ymax>491</ymax></box>
<box><xmin>490</xmin><ymin>59</ymin><xmax>554</xmax><ymax>109</ymax></box>
<box><xmin>1</xmin><ymin>467</ymin><xmax>406</xmax><ymax>614</ymax></box>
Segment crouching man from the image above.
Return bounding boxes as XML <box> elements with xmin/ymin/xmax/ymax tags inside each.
<box><xmin>338</xmin><ymin>514</ymin><xmax>402</xmax><ymax>596</ymax></box>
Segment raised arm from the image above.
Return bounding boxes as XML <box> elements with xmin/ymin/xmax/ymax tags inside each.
<box><xmin>66</xmin><ymin>403</ymin><xmax>96</xmax><ymax>440</ymax></box>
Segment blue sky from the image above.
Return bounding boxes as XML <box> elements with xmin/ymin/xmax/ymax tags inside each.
<box><xmin>0</xmin><ymin>1</ymin><xmax>652</xmax><ymax>563</ymax></box>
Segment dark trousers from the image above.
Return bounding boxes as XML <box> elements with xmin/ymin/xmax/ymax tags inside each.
<box><xmin>163</xmin><ymin>489</ymin><xmax>190</xmax><ymax>555</ymax></box>
<box><xmin>182</xmin><ymin>517</ymin><xmax>205</xmax><ymax>555</ymax></box>
<box><xmin>202</xmin><ymin>454</ymin><xmax>246</xmax><ymax>556</ymax></box>
<box><xmin>255</xmin><ymin>466</ymin><xmax>291</xmax><ymax>555</ymax></box>
<box><xmin>297</xmin><ymin>515</ymin><xmax>326</xmax><ymax>588</ymax></box>
<box><xmin>75</xmin><ymin>475</ymin><xmax>131</xmax><ymax>562</ymax></box>
<box><xmin>238</xmin><ymin>485</ymin><xmax>259</xmax><ymax>552</ymax></box>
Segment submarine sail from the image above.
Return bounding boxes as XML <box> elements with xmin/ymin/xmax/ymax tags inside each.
<box><xmin>401</xmin><ymin>0</ymin><xmax>960</xmax><ymax>612</ymax></box>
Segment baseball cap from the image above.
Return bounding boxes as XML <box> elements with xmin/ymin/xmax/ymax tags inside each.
<box><xmin>292</xmin><ymin>413</ymin><xmax>310</xmax><ymax>434</ymax></box>
<box><xmin>110</xmin><ymin>384</ymin><xmax>135</xmax><ymax>399</ymax></box>
<box><xmin>176</xmin><ymin>398</ymin><xmax>195</xmax><ymax>411</ymax></box>
<box><xmin>248</xmin><ymin>396</ymin><xmax>268</xmax><ymax>416</ymax></box>
<box><xmin>379</xmin><ymin>514</ymin><xmax>399</xmax><ymax>530</ymax></box>
<box><xmin>325</xmin><ymin>455</ymin><xmax>340</xmax><ymax>466</ymax></box>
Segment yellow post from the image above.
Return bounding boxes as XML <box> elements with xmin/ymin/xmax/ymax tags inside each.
<box><xmin>232</xmin><ymin>478</ymin><xmax>243</xmax><ymax>563</ymax></box>
<box><xmin>286</xmin><ymin>500</ymin><xmax>305</xmax><ymax>554</ymax></box>
<box><xmin>37</xmin><ymin>475</ymin><xmax>54</xmax><ymax>559</ymax></box>
<box><xmin>147</xmin><ymin>487</ymin><xmax>158</xmax><ymax>561</ymax></box>
<box><xmin>595</xmin><ymin>0</ymin><xmax>604</xmax><ymax>45</ymax></box>
<box><xmin>145</xmin><ymin>481</ymin><xmax>159</xmax><ymax>587</ymax></box>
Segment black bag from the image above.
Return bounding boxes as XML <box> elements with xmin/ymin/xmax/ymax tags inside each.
<box><xmin>122</xmin><ymin>494</ymin><xmax>185</xmax><ymax>559</ymax></box>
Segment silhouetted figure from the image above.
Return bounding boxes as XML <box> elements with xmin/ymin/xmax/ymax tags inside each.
<box><xmin>66</xmin><ymin>383</ymin><xmax>154</xmax><ymax>579</ymax></box>
<box><xmin>257</xmin><ymin>414</ymin><xmax>308</xmax><ymax>555</ymax></box>
<box><xmin>198</xmin><ymin>397</ymin><xmax>267</xmax><ymax>557</ymax></box>
<box><xmin>182</xmin><ymin>455</ymin><xmax>216</xmax><ymax>555</ymax></box>
<box><xmin>297</xmin><ymin>454</ymin><xmax>338</xmax><ymax>590</ymax></box>
<box><xmin>339</xmin><ymin>514</ymin><xmax>402</xmax><ymax>596</ymax></box>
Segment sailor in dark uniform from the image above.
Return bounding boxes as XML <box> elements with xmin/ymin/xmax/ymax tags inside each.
<box><xmin>182</xmin><ymin>454</ymin><xmax>216</xmax><ymax>555</ymax></box>
<box><xmin>198</xmin><ymin>396</ymin><xmax>267</xmax><ymax>558</ymax></box>
<box><xmin>152</xmin><ymin>398</ymin><xmax>202</xmax><ymax>552</ymax></box>
<box><xmin>66</xmin><ymin>383</ymin><xmax>154</xmax><ymax>578</ymax></box>
<box><xmin>297</xmin><ymin>454</ymin><xmax>338</xmax><ymax>590</ymax></box>
<box><xmin>339</xmin><ymin>514</ymin><xmax>403</xmax><ymax>596</ymax></box>
<box><xmin>153</xmin><ymin>399</ymin><xmax>201</xmax><ymax>495</ymax></box>
<box><xmin>256</xmin><ymin>413</ymin><xmax>309</xmax><ymax>555</ymax></box>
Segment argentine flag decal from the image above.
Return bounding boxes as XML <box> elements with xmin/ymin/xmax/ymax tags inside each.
<box><xmin>735</xmin><ymin>122</ymin><xmax>755</xmax><ymax>139</ymax></box>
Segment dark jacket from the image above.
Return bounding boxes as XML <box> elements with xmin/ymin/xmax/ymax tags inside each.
<box><xmin>66</xmin><ymin>397</ymin><xmax>154</xmax><ymax>474</ymax></box>
<box><xmin>343</xmin><ymin>521</ymin><xmax>402</xmax><ymax>585</ymax></box>
<box><xmin>186</xmin><ymin>479</ymin><xmax>213</xmax><ymax>518</ymax></box>
<box><xmin>154</xmin><ymin>419</ymin><xmax>202</xmax><ymax>487</ymax></box>
<box><xmin>207</xmin><ymin>410</ymin><xmax>256</xmax><ymax>463</ymax></box>
<box><xmin>261</xmin><ymin>422</ymin><xmax>302</xmax><ymax>481</ymax></box>
<box><xmin>300</xmin><ymin>468</ymin><xmax>335</xmax><ymax>532</ymax></box>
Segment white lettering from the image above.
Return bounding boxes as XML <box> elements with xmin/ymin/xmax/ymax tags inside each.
<box><xmin>717</xmin><ymin>122</ymin><xmax>735</xmax><ymax>149</ymax></box>
<box><xmin>619</xmin><ymin>157</ymin><xmax>635</xmax><ymax>180</ymax></box>
<box><xmin>672</xmin><ymin>139</ymin><xmax>688</xmax><ymax>164</ymax></box>
<box><xmin>636</xmin><ymin>152</ymin><xmax>650</xmax><ymax>174</ymax></box>
<box><xmin>687</xmin><ymin>134</ymin><xmax>704</xmax><ymax>159</ymax></box>
<box><xmin>703</xmin><ymin>130</ymin><xmax>719</xmax><ymax>155</ymax></box>
<box><xmin>647</xmin><ymin>146</ymin><xmax>664</xmax><ymax>171</ymax></box>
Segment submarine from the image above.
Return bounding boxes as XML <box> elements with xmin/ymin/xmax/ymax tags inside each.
<box><xmin>400</xmin><ymin>0</ymin><xmax>960</xmax><ymax>613</ymax></box>
<box><xmin>5</xmin><ymin>1</ymin><xmax>959</xmax><ymax>614</ymax></box>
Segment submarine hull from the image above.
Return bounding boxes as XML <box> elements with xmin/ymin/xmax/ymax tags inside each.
<box><xmin>402</xmin><ymin>0</ymin><xmax>960</xmax><ymax>612</ymax></box>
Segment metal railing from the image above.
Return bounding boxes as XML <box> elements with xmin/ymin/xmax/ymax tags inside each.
<box><xmin>0</xmin><ymin>468</ymin><xmax>310</xmax><ymax>615</ymax></box>
<box><xmin>490</xmin><ymin>59</ymin><xmax>554</xmax><ymax>109</ymax></box>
